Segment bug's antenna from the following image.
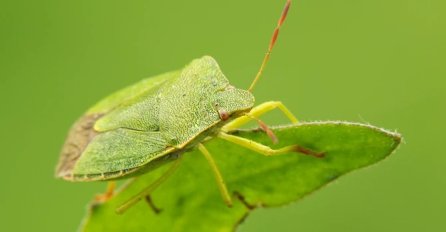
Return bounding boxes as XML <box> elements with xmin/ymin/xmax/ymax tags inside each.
<box><xmin>248</xmin><ymin>0</ymin><xmax>291</xmax><ymax>92</ymax></box>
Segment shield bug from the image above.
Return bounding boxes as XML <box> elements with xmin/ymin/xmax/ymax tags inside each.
<box><xmin>55</xmin><ymin>0</ymin><xmax>322</xmax><ymax>214</ymax></box>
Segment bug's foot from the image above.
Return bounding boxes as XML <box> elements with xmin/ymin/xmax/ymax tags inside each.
<box><xmin>145</xmin><ymin>195</ymin><xmax>163</xmax><ymax>214</ymax></box>
<box><xmin>94</xmin><ymin>181</ymin><xmax>116</xmax><ymax>203</ymax></box>
<box><xmin>234</xmin><ymin>191</ymin><xmax>257</xmax><ymax>210</ymax></box>
<box><xmin>295</xmin><ymin>146</ymin><xmax>325</xmax><ymax>158</ymax></box>
<box><xmin>254</xmin><ymin>118</ymin><xmax>279</xmax><ymax>144</ymax></box>
<box><xmin>94</xmin><ymin>192</ymin><xmax>113</xmax><ymax>203</ymax></box>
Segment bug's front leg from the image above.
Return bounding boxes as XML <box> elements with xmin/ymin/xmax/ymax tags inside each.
<box><xmin>218</xmin><ymin>132</ymin><xmax>324</xmax><ymax>158</ymax></box>
<box><xmin>222</xmin><ymin>101</ymin><xmax>298</xmax><ymax>132</ymax></box>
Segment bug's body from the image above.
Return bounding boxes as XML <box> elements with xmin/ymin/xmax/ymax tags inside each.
<box><xmin>55</xmin><ymin>0</ymin><xmax>314</xmax><ymax>212</ymax></box>
<box><xmin>56</xmin><ymin>56</ymin><xmax>254</xmax><ymax>181</ymax></box>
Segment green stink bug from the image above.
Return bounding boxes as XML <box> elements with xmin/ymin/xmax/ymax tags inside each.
<box><xmin>55</xmin><ymin>0</ymin><xmax>321</xmax><ymax>213</ymax></box>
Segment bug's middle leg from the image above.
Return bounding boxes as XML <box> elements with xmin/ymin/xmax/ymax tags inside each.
<box><xmin>115</xmin><ymin>157</ymin><xmax>182</xmax><ymax>214</ymax></box>
<box><xmin>222</xmin><ymin>101</ymin><xmax>298</xmax><ymax>132</ymax></box>
<box><xmin>145</xmin><ymin>195</ymin><xmax>162</xmax><ymax>214</ymax></box>
<box><xmin>198</xmin><ymin>143</ymin><xmax>233</xmax><ymax>207</ymax></box>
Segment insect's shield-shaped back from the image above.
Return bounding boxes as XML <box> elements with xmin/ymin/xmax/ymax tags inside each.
<box><xmin>55</xmin><ymin>56</ymin><xmax>253</xmax><ymax>181</ymax></box>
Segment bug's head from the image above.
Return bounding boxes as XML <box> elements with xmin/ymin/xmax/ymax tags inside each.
<box><xmin>212</xmin><ymin>86</ymin><xmax>255</xmax><ymax>121</ymax></box>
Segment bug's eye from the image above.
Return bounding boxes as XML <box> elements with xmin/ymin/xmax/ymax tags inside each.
<box><xmin>218</xmin><ymin>109</ymin><xmax>230</xmax><ymax>121</ymax></box>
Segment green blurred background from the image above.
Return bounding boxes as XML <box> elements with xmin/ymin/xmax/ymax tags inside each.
<box><xmin>1</xmin><ymin>0</ymin><xmax>444</xmax><ymax>231</ymax></box>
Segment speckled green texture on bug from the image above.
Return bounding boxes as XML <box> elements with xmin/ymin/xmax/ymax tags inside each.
<box><xmin>55</xmin><ymin>56</ymin><xmax>255</xmax><ymax>181</ymax></box>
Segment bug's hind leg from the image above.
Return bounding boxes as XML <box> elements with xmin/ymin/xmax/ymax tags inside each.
<box><xmin>115</xmin><ymin>157</ymin><xmax>182</xmax><ymax>214</ymax></box>
<box><xmin>218</xmin><ymin>132</ymin><xmax>324</xmax><ymax>158</ymax></box>
<box><xmin>198</xmin><ymin>143</ymin><xmax>233</xmax><ymax>207</ymax></box>
<box><xmin>95</xmin><ymin>181</ymin><xmax>116</xmax><ymax>202</ymax></box>
<box><xmin>222</xmin><ymin>101</ymin><xmax>298</xmax><ymax>132</ymax></box>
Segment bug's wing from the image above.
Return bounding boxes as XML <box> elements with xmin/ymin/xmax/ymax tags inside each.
<box><xmin>93</xmin><ymin>88</ymin><xmax>163</xmax><ymax>132</ymax></box>
<box><xmin>56</xmin><ymin>71</ymin><xmax>180</xmax><ymax>180</ymax></box>
<box><xmin>91</xmin><ymin>70</ymin><xmax>184</xmax><ymax>132</ymax></box>
<box><xmin>66</xmin><ymin>128</ymin><xmax>172</xmax><ymax>180</ymax></box>
<box><xmin>87</xmin><ymin>70</ymin><xmax>180</xmax><ymax>115</ymax></box>
<box><xmin>56</xmin><ymin>118</ymin><xmax>173</xmax><ymax>181</ymax></box>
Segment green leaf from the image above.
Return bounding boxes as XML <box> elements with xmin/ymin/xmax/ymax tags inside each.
<box><xmin>80</xmin><ymin>122</ymin><xmax>401</xmax><ymax>232</ymax></box>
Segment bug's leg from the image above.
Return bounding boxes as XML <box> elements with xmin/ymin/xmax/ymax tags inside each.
<box><xmin>95</xmin><ymin>181</ymin><xmax>116</xmax><ymax>202</ymax></box>
<box><xmin>222</xmin><ymin>101</ymin><xmax>298</xmax><ymax>132</ymax></box>
<box><xmin>234</xmin><ymin>191</ymin><xmax>256</xmax><ymax>210</ymax></box>
<box><xmin>198</xmin><ymin>143</ymin><xmax>233</xmax><ymax>207</ymax></box>
<box><xmin>145</xmin><ymin>195</ymin><xmax>162</xmax><ymax>214</ymax></box>
<box><xmin>218</xmin><ymin>132</ymin><xmax>324</xmax><ymax>158</ymax></box>
<box><xmin>115</xmin><ymin>157</ymin><xmax>182</xmax><ymax>214</ymax></box>
<box><xmin>248</xmin><ymin>115</ymin><xmax>279</xmax><ymax>144</ymax></box>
